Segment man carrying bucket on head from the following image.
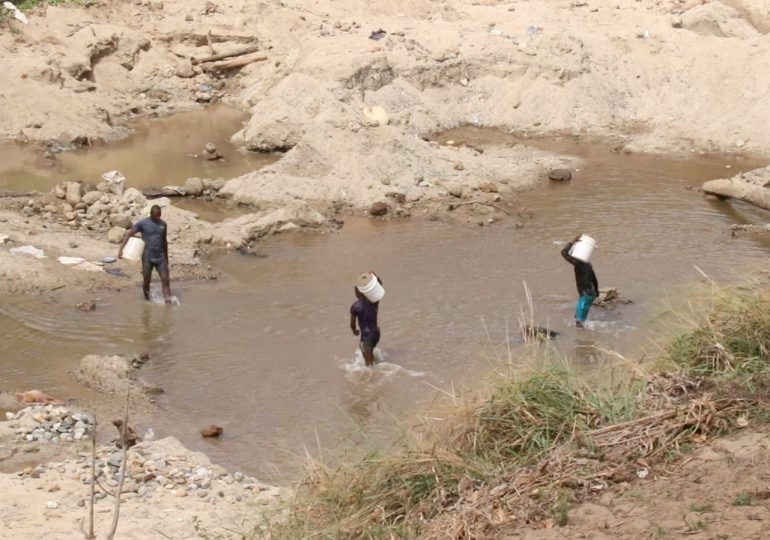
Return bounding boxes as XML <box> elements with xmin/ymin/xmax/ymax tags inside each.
<box><xmin>350</xmin><ymin>272</ymin><xmax>384</xmax><ymax>367</ymax></box>
<box><xmin>561</xmin><ymin>235</ymin><xmax>599</xmax><ymax>328</ymax></box>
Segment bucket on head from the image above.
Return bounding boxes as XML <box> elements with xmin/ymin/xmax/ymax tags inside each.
<box><xmin>123</xmin><ymin>236</ymin><xmax>145</xmax><ymax>261</ymax></box>
<box><xmin>356</xmin><ymin>272</ymin><xmax>385</xmax><ymax>303</ymax></box>
<box><xmin>569</xmin><ymin>234</ymin><xmax>596</xmax><ymax>263</ymax></box>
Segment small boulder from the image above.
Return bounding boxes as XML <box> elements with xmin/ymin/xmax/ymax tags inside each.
<box><xmin>548</xmin><ymin>169</ymin><xmax>572</xmax><ymax>182</ymax></box>
<box><xmin>479</xmin><ymin>182</ymin><xmax>498</xmax><ymax>193</ymax></box>
<box><xmin>53</xmin><ymin>183</ymin><xmax>66</xmax><ymax>199</ymax></box>
<box><xmin>108</xmin><ymin>226</ymin><xmax>126</xmax><ymax>244</ymax></box>
<box><xmin>81</xmin><ymin>191</ymin><xmax>103</xmax><ymax>206</ymax></box>
<box><xmin>202</xmin><ymin>143</ymin><xmax>222</xmax><ymax>161</ymax></box>
<box><xmin>184</xmin><ymin>177</ymin><xmax>205</xmax><ymax>196</ymax></box>
<box><xmin>369</xmin><ymin>202</ymin><xmax>389</xmax><ymax>216</ymax></box>
<box><xmin>65</xmin><ymin>182</ymin><xmax>82</xmax><ymax>205</ymax></box>
<box><xmin>200</xmin><ymin>425</ymin><xmax>223</xmax><ymax>438</ymax></box>
<box><xmin>110</xmin><ymin>214</ymin><xmax>132</xmax><ymax>229</ymax></box>
<box><xmin>76</xmin><ymin>300</ymin><xmax>96</xmax><ymax>312</ymax></box>
<box><xmin>175</xmin><ymin>59</ymin><xmax>195</xmax><ymax>79</ymax></box>
<box><xmin>363</xmin><ymin>106</ymin><xmax>390</xmax><ymax>126</ymax></box>
<box><xmin>448</xmin><ymin>184</ymin><xmax>464</xmax><ymax>198</ymax></box>
<box><xmin>121</xmin><ymin>187</ymin><xmax>146</xmax><ymax>205</ymax></box>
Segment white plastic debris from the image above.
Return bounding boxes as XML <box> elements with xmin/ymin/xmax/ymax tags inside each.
<box><xmin>3</xmin><ymin>2</ymin><xmax>28</xmax><ymax>25</ymax></box>
<box><xmin>102</xmin><ymin>170</ymin><xmax>126</xmax><ymax>196</ymax></box>
<box><xmin>57</xmin><ymin>256</ymin><xmax>86</xmax><ymax>266</ymax></box>
<box><xmin>636</xmin><ymin>468</ymin><xmax>649</xmax><ymax>479</ymax></box>
<box><xmin>10</xmin><ymin>245</ymin><xmax>45</xmax><ymax>258</ymax></box>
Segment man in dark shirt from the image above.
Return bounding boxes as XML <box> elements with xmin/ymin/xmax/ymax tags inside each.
<box><xmin>561</xmin><ymin>235</ymin><xmax>599</xmax><ymax>328</ymax></box>
<box><xmin>118</xmin><ymin>205</ymin><xmax>172</xmax><ymax>304</ymax></box>
<box><xmin>350</xmin><ymin>274</ymin><xmax>382</xmax><ymax>366</ymax></box>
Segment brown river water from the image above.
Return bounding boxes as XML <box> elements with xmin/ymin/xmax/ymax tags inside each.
<box><xmin>2</xmin><ymin>120</ymin><xmax>770</xmax><ymax>484</ymax></box>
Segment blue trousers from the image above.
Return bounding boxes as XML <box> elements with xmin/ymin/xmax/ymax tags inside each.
<box><xmin>575</xmin><ymin>294</ymin><xmax>596</xmax><ymax>322</ymax></box>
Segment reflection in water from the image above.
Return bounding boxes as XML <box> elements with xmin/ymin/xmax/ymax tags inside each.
<box><xmin>0</xmin><ymin>106</ymin><xmax>279</xmax><ymax>192</ymax></box>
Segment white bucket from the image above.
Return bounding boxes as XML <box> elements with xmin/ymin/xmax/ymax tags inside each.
<box><xmin>356</xmin><ymin>273</ymin><xmax>385</xmax><ymax>303</ymax></box>
<box><xmin>123</xmin><ymin>236</ymin><xmax>145</xmax><ymax>261</ymax></box>
<box><xmin>569</xmin><ymin>235</ymin><xmax>596</xmax><ymax>263</ymax></box>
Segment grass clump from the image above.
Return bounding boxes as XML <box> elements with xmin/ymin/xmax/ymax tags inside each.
<box><xmin>270</xmin><ymin>285</ymin><xmax>770</xmax><ymax>539</ymax></box>
<box><xmin>732</xmin><ymin>493</ymin><xmax>755</xmax><ymax>507</ymax></box>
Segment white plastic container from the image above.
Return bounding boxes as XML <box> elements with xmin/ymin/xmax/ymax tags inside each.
<box><xmin>356</xmin><ymin>272</ymin><xmax>385</xmax><ymax>303</ymax></box>
<box><xmin>123</xmin><ymin>236</ymin><xmax>145</xmax><ymax>261</ymax></box>
<box><xmin>569</xmin><ymin>235</ymin><xmax>596</xmax><ymax>263</ymax></box>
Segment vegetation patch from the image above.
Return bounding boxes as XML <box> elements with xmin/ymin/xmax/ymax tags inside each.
<box><xmin>268</xmin><ymin>286</ymin><xmax>770</xmax><ymax>539</ymax></box>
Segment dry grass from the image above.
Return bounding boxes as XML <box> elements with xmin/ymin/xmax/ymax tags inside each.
<box><xmin>266</xmin><ymin>285</ymin><xmax>770</xmax><ymax>539</ymax></box>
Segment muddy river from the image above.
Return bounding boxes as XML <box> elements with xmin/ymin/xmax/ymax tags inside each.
<box><xmin>0</xmin><ymin>105</ymin><xmax>277</xmax><ymax>192</ymax></box>
<box><xmin>2</xmin><ymin>125</ymin><xmax>769</xmax><ymax>483</ymax></box>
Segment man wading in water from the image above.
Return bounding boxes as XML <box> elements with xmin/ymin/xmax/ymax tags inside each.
<box><xmin>118</xmin><ymin>205</ymin><xmax>172</xmax><ymax>304</ymax></box>
<box><xmin>350</xmin><ymin>274</ymin><xmax>383</xmax><ymax>367</ymax></box>
<box><xmin>561</xmin><ymin>235</ymin><xmax>599</xmax><ymax>328</ymax></box>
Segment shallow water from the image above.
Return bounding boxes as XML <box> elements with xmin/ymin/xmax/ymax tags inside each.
<box><xmin>1</xmin><ymin>131</ymin><xmax>769</xmax><ymax>483</ymax></box>
<box><xmin>0</xmin><ymin>105</ymin><xmax>277</xmax><ymax>192</ymax></box>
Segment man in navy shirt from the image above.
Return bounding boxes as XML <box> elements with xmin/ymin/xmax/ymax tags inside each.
<box><xmin>561</xmin><ymin>235</ymin><xmax>599</xmax><ymax>328</ymax></box>
<box><xmin>350</xmin><ymin>274</ymin><xmax>382</xmax><ymax>366</ymax></box>
<box><xmin>118</xmin><ymin>205</ymin><xmax>172</xmax><ymax>304</ymax></box>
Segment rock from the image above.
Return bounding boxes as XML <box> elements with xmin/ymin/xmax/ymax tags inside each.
<box><xmin>202</xmin><ymin>143</ymin><xmax>222</xmax><ymax>161</ymax></box>
<box><xmin>453</xmin><ymin>162</ymin><xmax>465</xmax><ymax>171</ymax></box>
<box><xmin>76</xmin><ymin>300</ymin><xmax>96</xmax><ymax>312</ymax></box>
<box><xmin>175</xmin><ymin>59</ymin><xmax>195</xmax><ymax>79</ymax></box>
<box><xmin>108</xmin><ymin>226</ymin><xmax>126</xmax><ymax>244</ymax></box>
<box><xmin>61</xmin><ymin>202</ymin><xmax>74</xmax><ymax>213</ymax></box>
<box><xmin>362</xmin><ymin>106</ymin><xmax>390</xmax><ymax>126</ymax></box>
<box><xmin>736</xmin><ymin>139</ymin><xmax>746</xmax><ymax>148</ymax></box>
<box><xmin>65</xmin><ymin>182</ymin><xmax>82</xmax><ymax>205</ymax></box>
<box><xmin>671</xmin><ymin>17</ymin><xmax>683</xmax><ymax>29</ymax></box>
<box><xmin>110</xmin><ymin>214</ymin><xmax>133</xmax><ymax>229</ymax></box>
<box><xmin>184</xmin><ymin>177</ymin><xmax>205</xmax><ymax>195</ymax></box>
<box><xmin>195</xmin><ymin>91</ymin><xmax>212</xmax><ymax>103</ymax></box>
<box><xmin>45</xmin><ymin>501</ymin><xmax>59</xmax><ymax>509</ymax></box>
<box><xmin>448</xmin><ymin>184</ymin><xmax>464</xmax><ymax>198</ymax></box>
<box><xmin>479</xmin><ymin>182</ymin><xmax>498</xmax><ymax>193</ymax></box>
<box><xmin>65</xmin><ymin>212</ymin><xmax>78</xmax><ymax>221</ymax></box>
<box><xmin>369</xmin><ymin>202</ymin><xmax>389</xmax><ymax>216</ymax></box>
<box><xmin>121</xmin><ymin>187</ymin><xmax>145</xmax><ymax>205</ymax></box>
<box><xmin>54</xmin><ymin>183</ymin><xmax>66</xmax><ymax>199</ymax></box>
<box><xmin>175</xmin><ymin>488</ymin><xmax>188</xmax><ymax>498</ymax></box>
<box><xmin>548</xmin><ymin>169</ymin><xmax>572</xmax><ymax>182</ymax></box>
<box><xmin>81</xmin><ymin>191</ymin><xmax>103</xmax><ymax>206</ymax></box>
<box><xmin>200</xmin><ymin>425</ymin><xmax>223</xmax><ymax>438</ymax></box>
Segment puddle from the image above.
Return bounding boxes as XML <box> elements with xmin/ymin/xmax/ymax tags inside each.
<box><xmin>0</xmin><ymin>105</ymin><xmax>279</xmax><ymax>193</ymax></box>
<box><xmin>172</xmin><ymin>197</ymin><xmax>256</xmax><ymax>223</ymax></box>
<box><xmin>1</xmin><ymin>132</ymin><xmax>770</xmax><ymax>483</ymax></box>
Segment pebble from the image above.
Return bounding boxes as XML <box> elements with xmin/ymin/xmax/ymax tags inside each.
<box><xmin>46</xmin><ymin>501</ymin><xmax>59</xmax><ymax>509</ymax></box>
<box><xmin>175</xmin><ymin>489</ymin><xmax>188</xmax><ymax>498</ymax></box>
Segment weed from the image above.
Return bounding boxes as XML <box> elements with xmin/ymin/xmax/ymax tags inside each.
<box><xmin>732</xmin><ymin>493</ymin><xmax>755</xmax><ymax>506</ymax></box>
<box><xmin>552</xmin><ymin>495</ymin><xmax>570</xmax><ymax>527</ymax></box>
<box><xmin>689</xmin><ymin>502</ymin><xmax>714</xmax><ymax>513</ymax></box>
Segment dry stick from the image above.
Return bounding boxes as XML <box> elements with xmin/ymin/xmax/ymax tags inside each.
<box><xmin>448</xmin><ymin>200</ymin><xmax>512</xmax><ymax>215</ymax></box>
<box><xmin>204</xmin><ymin>54</ymin><xmax>268</xmax><ymax>73</ymax></box>
<box><xmin>87</xmin><ymin>415</ymin><xmax>96</xmax><ymax>540</ymax></box>
<box><xmin>192</xmin><ymin>44</ymin><xmax>261</xmax><ymax>65</ymax></box>
<box><xmin>206</xmin><ymin>30</ymin><xmax>215</xmax><ymax>56</ymax></box>
<box><xmin>106</xmin><ymin>391</ymin><xmax>130</xmax><ymax>540</ymax></box>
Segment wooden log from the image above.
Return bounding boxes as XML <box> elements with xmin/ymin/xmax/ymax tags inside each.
<box><xmin>204</xmin><ymin>53</ymin><xmax>268</xmax><ymax>73</ymax></box>
<box><xmin>192</xmin><ymin>44</ymin><xmax>261</xmax><ymax>65</ymax></box>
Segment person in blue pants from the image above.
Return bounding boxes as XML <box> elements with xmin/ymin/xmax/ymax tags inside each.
<box><xmin>561</xmin><ymin>235</ymin><xmax>599</xmax><ymax>328</ymax></box>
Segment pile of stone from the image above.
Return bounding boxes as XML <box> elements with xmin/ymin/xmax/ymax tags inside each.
<box><xmin>158</xmin><ymin>176</ymin><xmax>226</xmax><ymax>198</ymax></box>
<box><xmin>22</xmin><ymin>180</ymin><xmax>148</xmax><ymax>238</ymax></box>
<box><xmin>19</xmin><ymin>436</ymin><xmax>283</xmax><ymax>506</ymax></box>
<box><xmin>6</xmin><ymin>405</ymin><xmax>94</xmax><ymax>444</ymax></box>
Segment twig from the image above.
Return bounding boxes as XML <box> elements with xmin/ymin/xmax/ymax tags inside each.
<box><xmin>206</xmin><ymin>30</ymin><xmax>215</xmax><ymax>56</ymax></box>
<box><xmin>87</xmin><ymin>415</ymin><xmax>96</xmax><ymax>540</ymax></box>
<box><xmin>192</xmin><ymin>44</ymin><xmax>261</xmax><ymax>65</ymax></box>
<box><xmin>203</xmin><ymin>53</ymin><xmax>268</xmax><ymax>73</ymax></box>
<box><xmin>106</xmin><ymin>391</ymin><xmax>130</xmax><ymax>540</ymax></box>
<box><xmin>447</xmin><ymin>200</ymin><xmax>512</xmax><ymax>215</ymax></box>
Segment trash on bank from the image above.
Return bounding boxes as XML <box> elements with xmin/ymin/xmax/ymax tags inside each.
<box><xmin>3</xmin><ymin>2</ymin><xmax>28</xmax><ymax>24</ymax></box>
<box><xmin>369</xmin><ymin>29</ymin><xmax>387</xmax><ymax>41</ymax></box>
<box><xmin>58</xmin><ymin>256</ymin><xmax>85</xmax><ymax>266</ymax></box>
<box><xmin>101</xmin><ymin>170</ymin><xmax>126</xmax><ymax>196</ymax></box>
<box><xmin>10</xmin><ymin>245</ymin><xmax>45</xmax><ymax>258</ymax></box>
